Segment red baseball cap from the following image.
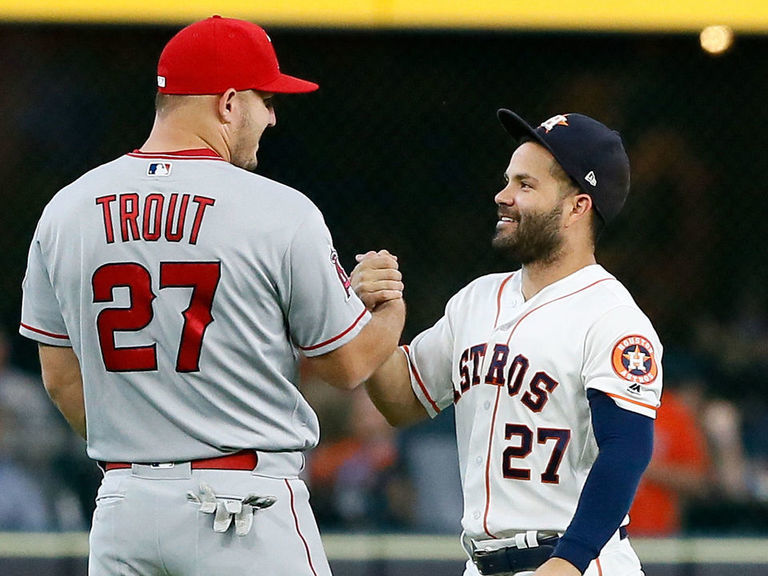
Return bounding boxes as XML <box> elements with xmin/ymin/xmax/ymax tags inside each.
<box><xmin>157</xmin><ymin>16</ymin><xmax>319</xmax><ymax>95</ymax></box>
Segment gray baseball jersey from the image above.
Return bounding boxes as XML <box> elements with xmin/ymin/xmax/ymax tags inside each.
<box><xmin>403</xmin><ymin>265</ymin><xmax>662</xmax><ymax>540</ymax></box>
<box><xmin>20</xmin><ymin>148</ymin><xmax>370</xmax><ymax>462</ymax></box>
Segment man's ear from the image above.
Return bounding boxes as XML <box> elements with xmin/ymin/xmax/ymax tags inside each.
<box><xmin>565</xmin><ymin>193</ymin><xmax>593</xmax><ymax>228</ymax></box>
<box><xmin>217</xmin><ymin>89</ymin><xmax>238</xmax><ymax>123</ymax></box>
<box><xmin>573</xmin><ymin>193</ymin><xmax>593</xmax><ymax>218</ymax></box>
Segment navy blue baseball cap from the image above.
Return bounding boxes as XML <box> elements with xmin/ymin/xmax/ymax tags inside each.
<box><xmin>497</xmin><ymin>109</ymin><xmax>630</xmax><ymax>223</ymax></box>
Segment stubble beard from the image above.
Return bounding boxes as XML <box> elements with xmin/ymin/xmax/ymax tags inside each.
<box><xmin>230</xmin><ymin>111</ymin><xmax>260</xmax><ymax>172</ymax></box>
<box><xmin>492</xmin><ymin>202</ymin><xmax>565</xmax><ymax>265</ymax></box>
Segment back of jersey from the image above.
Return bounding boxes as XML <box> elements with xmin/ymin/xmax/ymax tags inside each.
<box><xmin>20</xmin><ymin>150</ymin><xmax>369</xmax><ymax>462</ymax></box>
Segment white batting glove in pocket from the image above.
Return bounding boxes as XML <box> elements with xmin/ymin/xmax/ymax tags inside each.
<box><xmin>187</xmin><ymin>482</ymin><xmax>277</xmax><ymax>536</ymax></box>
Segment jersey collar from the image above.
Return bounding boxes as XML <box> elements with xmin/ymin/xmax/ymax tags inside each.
<box><xmin>128</xmin><ymin>148</ymin><xmax>225</xmax><ymax>160</ymax></box>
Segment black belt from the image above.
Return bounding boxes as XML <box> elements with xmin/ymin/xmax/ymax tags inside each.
<box><xmin>472</xmin><ymin>527</ymin><xmax>628</xmax><ymax>575</ymax></box>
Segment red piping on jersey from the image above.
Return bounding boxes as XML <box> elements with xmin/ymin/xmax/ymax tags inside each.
<box><xmin>19</xmin><ymin>323</ymin><xmax>69</xmax><ymax>340</ymax></box>
<box><xmin>493</xmin><ymin>272</ymin><xmax>517</xmax><ymax>329</ymax></box>
<box><xmin>482</xmin><ymin>276</ymin><xmax>615</xmax><ymax>538</ymax></box>
<box><xmin>299</xmin><ymin>310</ymin><xmax>368</xmax><ymax>352</ymax></box>
<box><xmin>605</xmin><ymin>392</ymin><xmax>658</xmax><ymax>412</ymax></box>
<box><xmin>482</xmin><ymin>383</ymin><xmax>504</xmax><ymax>537</ymax></box>
<box><xmin>285</xmin><ymin>479</ymin><xmax>320</xmax><ymax>576</ymax></box>
<box><xmin>402</xmin><ymin>345</ymin><xmax>441</xmax><ymax>415</ymax></box>
<box><xmin>127</xmin><ymin>148</ymin><xmax>226</xmax><ymax>161</ymax></box>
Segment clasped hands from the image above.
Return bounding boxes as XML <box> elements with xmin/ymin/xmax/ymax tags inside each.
<box><xmin>350</xmin><ymin>250</ymin><xmax>404</xmax><ymax>310</ymax></box>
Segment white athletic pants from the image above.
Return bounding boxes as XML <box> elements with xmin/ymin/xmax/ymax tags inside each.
<box><xmin>89</xmin><ymin>462</ymin><xmax>331</xmax><ymax>576</ymax></box>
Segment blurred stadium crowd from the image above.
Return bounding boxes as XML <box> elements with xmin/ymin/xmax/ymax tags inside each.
<box><xmin>0</xmin><ymin>23</ymin><xmax>767</xmax><ymax>535</ymax></box>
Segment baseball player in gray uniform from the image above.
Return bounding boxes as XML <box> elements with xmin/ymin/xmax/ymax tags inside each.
<box><xmin>353</xmin><ymin>112</ymin><xmax>662</xmax><ymax>576</ymax></box>
<box><xmin>20</xmin><ymin>16</ymin><xmax>404</xmax><ymax>576</ymax></box>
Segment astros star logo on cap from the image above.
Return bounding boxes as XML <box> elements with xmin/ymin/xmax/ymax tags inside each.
<box><xmin>540</xmin><ymin>114</ymin><xmax>569</xmax><ymax>133</ymax></box>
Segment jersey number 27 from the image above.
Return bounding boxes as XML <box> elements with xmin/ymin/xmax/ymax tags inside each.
<box><xmin>92</xmin><ymin>261</ymin><xmax>221</xmax><ymax>372</ymax></box>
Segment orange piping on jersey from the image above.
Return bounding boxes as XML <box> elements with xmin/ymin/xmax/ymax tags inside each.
<box><xmin>402</xmin><ymin>345</ymin><xmax>441</xmax><ymax>415</ymax></box>
<box><xmin>482</xmin><ymin>383</ymin><xmax>504</xmax><ymax>538</ymax></box>
<box><xmin>503</xmin><ymin>278</ymin><xmax>615</xmax><ymax>348</ymax></box>
<box><xmin>604</xmin><ymin>392</ymin><xmax>658</xmax><ymax>412</ymax></box>
<box><xmin>299</xmin><ymin>310</ymin><xmax>368</xmax><ymax>352</ymax></box>
<box><xmin>19</xmin><ymin>323</ymin><xmax>69</xmax><ymax>340</ymax></box>
<box><xmin>482</xmin><ymin>276</ymin><xmax>616</xmax><ymax>538</ymax></box>
<box><xmin>493</xmin><ymin>272</ymin><xmax>517</xmax><ymax>329</ymax></box>
<box><xmin>127</xmin><ymin>148</ymin><xmax>226</xmax><ymax>160</ymax></box>
<box><xmin>596</xmin><ymin>557</ymin><xmax>603</xmax><ymax>576</ymax></box>
<box><xmin>285</xmin><ymin>479</ymin><xmax>320</xmax><ymax>576</ymax></box>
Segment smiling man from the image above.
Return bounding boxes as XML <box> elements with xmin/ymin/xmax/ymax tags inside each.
<box><xmin>352</xmin><ymin>111</ymin><xmax>663</xmax><ymax>576</ymax></box>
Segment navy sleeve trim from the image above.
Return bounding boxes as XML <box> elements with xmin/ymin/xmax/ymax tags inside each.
<box><xmin>551</xmin><ymin>389</ymin><xmax>654</xmax><ymax>573</ymax></box>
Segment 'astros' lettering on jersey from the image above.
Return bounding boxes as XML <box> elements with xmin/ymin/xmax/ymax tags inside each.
<box><xmin>403</xmin><ymin>265</ymin><xmax>662</xmax><ymax>540</ymax></box>
<box><xmin>20</xmin><ymin>149</ymin><xmax>370</xmax><ymax>462</ymax></box>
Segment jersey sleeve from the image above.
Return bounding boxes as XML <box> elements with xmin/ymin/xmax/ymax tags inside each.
<box><xmin>285</xmin><ymin>208</ymin><xmax>370</xmax><ymax>357</ymax></box>
<box><xmin>582</xmin><ymin>306</ymin><xmax>663</xmax><ymax>419</ymax></box>
<box><xmin>19</xmin><ymin>226</ymin><xmax>71</xmax><ymax>346</ymax></box>
<box><xmin>404</xmin><ymin>298</ymin><xmax>460</xmax><ymax>417</ymax></box>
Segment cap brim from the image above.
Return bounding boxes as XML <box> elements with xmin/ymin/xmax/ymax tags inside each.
<box><xmin>497</xmin><ymin>108</ymin><xmax>561</xmax><ymax>163</ymax></box>
<box><xmin>258</xmin><ymin>73</ymin><xmax>319</xmax><ymax>94</ymax></box>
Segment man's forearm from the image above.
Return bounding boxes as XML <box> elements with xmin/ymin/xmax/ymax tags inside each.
<box><xmin>50</xmin><ymin>382</ymin><xmax>87</xmax><ymax>439</ymax></box>
<box><xmin>39</xmin><ymin>344</ymin><xmax>86</xmax><ymax>439</ymax></box>
<box><xmin>365</xmin><ymin>348</ymin><xmax>428</xmax><ymax>427</ymax></box>
<box><xmin>349</xmin><ymin>248</ymin><xmax>425</xmax><ymax>425</ymax></box>
<box><xmin>303</xmin><ymin>298</ymin><xmax>406</xmax><ymax>389</ymax></box>
<box><xmin>552</xmin><ymin>390</ymin><xmax>653</xmax><ymax>572</ymax></box>
<box><xmin>358</xmin><ymin>298</ymin><xmax>407</xmax><ymax>379</ymax></box>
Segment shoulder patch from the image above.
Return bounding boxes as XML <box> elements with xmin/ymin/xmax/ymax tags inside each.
<box><xmin>611</xmin><ymin>334</ymin><xmax>658</xmax><ymax>385</ymax></box>
<box><xmin>330</xmin><ymin>248</ymin><xmax>352</xmax><ymax>300</ymax></box>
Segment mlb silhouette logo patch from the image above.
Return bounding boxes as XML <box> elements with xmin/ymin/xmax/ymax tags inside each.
<box><xmin>611</xmin><ymin>335</ymin><xmax>658</xmax><ymax>385</ymax></box>
<box><xmin>148</xmin><ymin>162</ymin><xmax>172</xmax><ymax>176</ymax></box>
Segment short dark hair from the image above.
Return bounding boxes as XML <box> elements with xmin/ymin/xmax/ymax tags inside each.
<box><xmin>155</xmin><ymin>92</ymin><xmax>201</xmax><ymax>116</ymax></box>
<box><xmin>548</xmin><ymin>156</ymin><xmax>604</xmax><ymax>245</ymax></box>
<box><xmin>155</xmin><ymin>92</ymin><xmax>171</xmax><ymax>114</ymax></box>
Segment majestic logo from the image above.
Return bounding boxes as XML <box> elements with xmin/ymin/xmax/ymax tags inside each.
<box><xmin>148</xmin><ymin>162</ymin><xmax>172</xmax><ymax>176</ymax></box>
<box><xmin>626</xmin><ymin>382</ymin><xmax>643</xmax><ymax>395</ymax></box>
<box><xmin>584</xmin><ymin>170</ymin><xmax>597</xmax><ymax>187</ymax></box>
<box><xmin>540</xmin><ymin>114</ymin><xmax>569</xmax><ymax>133</ymax></box>
<box><xmin>611</xmin><ymin>335</ymin><xmax>658</xmax><ymax>385</ymax></box>
<box><xmin>330</xmin><ymin>248</ymin><xmax>352</xmax><ymax>300</ymax></box>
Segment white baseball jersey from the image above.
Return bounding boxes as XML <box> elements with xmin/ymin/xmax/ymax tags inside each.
<box><xmin>404</xmin><ymin>264</ymin><xmax>662</xmax><ymax>540</ymax></box>
<box><xmin>20</xmin><ymin>148</ymin><xmax>370</xmax><ymax>462</ymax></box>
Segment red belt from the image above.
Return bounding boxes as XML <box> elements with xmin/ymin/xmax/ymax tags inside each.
<box><xmin>104</xmin><ymin>450</ymin><xmax>259</xmax><ymax>471</ymax></box>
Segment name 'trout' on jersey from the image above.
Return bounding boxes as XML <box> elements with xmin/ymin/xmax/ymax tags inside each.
<box><xmin>403</xmin><ymin>264</ymin><xmax>662</xmax><ymax>539</ymax></box>
<box><xmin>20</xmin><ymin>150</ymin><xmax>370</xmax><ymax>462</ymax></box>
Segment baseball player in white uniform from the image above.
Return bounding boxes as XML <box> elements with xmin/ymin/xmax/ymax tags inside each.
<box><xmin>353</xmin><ymin>111</ymin><xmax>662</xmax><ymax>576</ymax></box>
<box><xmin>20</xmin><ymin>16</ymin><xmax>404</xmax><ymax>576</ymax></box>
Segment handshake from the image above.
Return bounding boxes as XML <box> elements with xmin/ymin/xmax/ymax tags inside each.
<box><xmin>351</xmin><ymin>249</ymin><xmax>404</xmax><ymax>311</ymax></box>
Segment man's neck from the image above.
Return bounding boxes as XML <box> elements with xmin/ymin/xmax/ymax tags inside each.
<box><xmin>140</xmin><ymin>116</ymin><xmax>229</xmax><ymax>162</ymax></box>
<box><xmin>520</xmin><ymin>251</ymin><xmax>597</xmax><ymax>301</ymax></box>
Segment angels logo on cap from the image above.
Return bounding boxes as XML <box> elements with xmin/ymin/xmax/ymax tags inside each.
<box><xmin>611</xmin><ymin>335</ymin><xmax>658</xmax><ymax>385</ymax></box>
